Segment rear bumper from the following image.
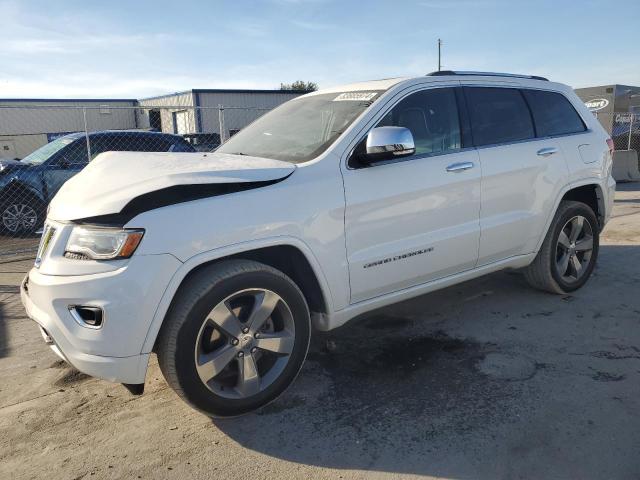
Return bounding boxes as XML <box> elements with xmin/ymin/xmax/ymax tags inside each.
<box><xmin>603</xmin><ymin>175</ymin><xmax>616</xmax><ymax>227</ymax></box>
<box><xmin>20</xmin><ymin>253</ymin><xmax>181</xmax><ymax>384</ymax></box>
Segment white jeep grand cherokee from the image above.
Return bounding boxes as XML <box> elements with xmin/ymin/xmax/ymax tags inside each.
<box><xmin>21</xmin><ymin>71</ymin><xmax>615</xmax><ymax>417</ymax></box>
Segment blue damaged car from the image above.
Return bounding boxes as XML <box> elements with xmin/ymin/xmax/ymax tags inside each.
<box><xmin>0</xmin><ymin>130</ymin><xmax>194</xmax><ymax>234</ymax></box>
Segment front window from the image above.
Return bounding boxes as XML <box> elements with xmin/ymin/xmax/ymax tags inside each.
<box><xmin>217</xmin><ymin>91</ymin><xmax>382</xmax><ymax>163</ymax></box>
<box><xmin>22</xmin><ymin>136</ymin><xmax>76</xmax><ymax>165</ymax></box>
<box><xmin>376</xmin><ymin>87</ymin><xmax>461</xmax><ymax>156</ymax></box>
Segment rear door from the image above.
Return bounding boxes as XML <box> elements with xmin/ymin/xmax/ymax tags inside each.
<box><xmin>342</xmin><ymin>86</ymin><xmax>481</xmax><ymax>303</ymax></box>
<box><xmin>522</xmin><ymin>89</ymin><xmax>589</xmax><ymax>186</ymax></box>
<box><xmin>463</xmin><ymin>86</ymin><xmax>570</xmax><ymax>265</ymax></box>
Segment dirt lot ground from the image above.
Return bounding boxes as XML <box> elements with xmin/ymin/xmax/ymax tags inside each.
<box><xmin>1</xmin><ymin>184</ymin><xmax>639</xmax><ymax>480</ymax></box>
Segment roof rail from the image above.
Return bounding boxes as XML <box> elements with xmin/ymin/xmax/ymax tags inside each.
<box><xmin>426</xmin><ymin>70</ymin><xmax>549</xmax><ymax>81</ymax></box>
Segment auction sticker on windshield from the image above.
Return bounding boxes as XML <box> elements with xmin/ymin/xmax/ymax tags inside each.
<box><xmin>334</xmin><ymin>92</ymin><xmax>378</xmax><ymax>101</ymax></box>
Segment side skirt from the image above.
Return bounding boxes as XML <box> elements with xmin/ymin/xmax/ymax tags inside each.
<box><xmin>315</xmin><ymin>253</ymin><xmax>536</xmax><ymax>331</ymax></box>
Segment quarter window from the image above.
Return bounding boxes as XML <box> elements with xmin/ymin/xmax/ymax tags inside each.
<box><xmin>522</xmin><ymin>89</ymin><xmax>586</xmax><ymax>137</ymax></box>
<box><xmin>464</xmin><ymin>87</ymin><xmax>534</xmax><ymax>147</ymax></box>
<box><xmin>376</xmin><ymin>88</ymin><xmax>461</xmax><ymax>156</ymax></box>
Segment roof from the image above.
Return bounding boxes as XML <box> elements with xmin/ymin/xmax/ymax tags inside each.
<box><xmin>306</xmin><ymin>72</ymin><xmax>573</xmax><ymax>99</ymax></box>
<box><xmin>304</xmin><ymin>77</ymin><xmax>408</xmax><ymax>96</ymax></box>
<box><xmin>427</xmin><ymin>70</ymin><xmax>548</xmax><ymax>81</ymax></box>
<box><xmin>0</xmin><ymin>98</ymin><xmax>136</xmax><ymax>103</ymax></box>
<box><xmin>61</xmin><ymin>130</ymin><xmax>183</xmax><ymax>140</ymax></box>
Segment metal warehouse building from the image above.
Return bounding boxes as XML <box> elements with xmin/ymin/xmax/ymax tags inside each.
<box><xmin>0</xmin><ymin>98</ymin><xmax>137</xmax><ymax>160</ymax></box>
<box><xmin>136</xmin><ymin>89</ymin><xmax>304</xmax><ymax>140</ymax></box>
<box><xmin>0</xmin><ymin>89</ymin><xmax>305</xmax><ymax>160</ymax></box>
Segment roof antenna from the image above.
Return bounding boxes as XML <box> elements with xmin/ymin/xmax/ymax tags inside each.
<box><xmin>437</xmin><ymin>38</ymin><xmax>442</xmax><ymax>72</ymax></box>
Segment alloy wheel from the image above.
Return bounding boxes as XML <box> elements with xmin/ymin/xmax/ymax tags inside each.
<box><xmin>194</xmin><ymin>288</ymin><xmax>295</xmax><ymax>399</ymax></box>
<box><xmin>2</xmin><ymin>203</ymin><xmax>38</xmax><ymax>233</ymax></box>
<box><xmin>555</xmin><ymin>215</ymin><xmax>594</xmax><ymax>283</ymax></box>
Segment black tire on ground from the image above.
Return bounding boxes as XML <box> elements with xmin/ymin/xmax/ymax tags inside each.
<box><xmin>156</xmin><ymin>259</ymin><xmax>311</xmax><ymax>417</ymax></box>
<box><xmin>524</xmin><ymin>200</ymin><xmax>600</xmax><ymax>294</ymax></box>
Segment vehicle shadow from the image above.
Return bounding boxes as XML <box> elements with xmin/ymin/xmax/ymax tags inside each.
<box><xmin>213</xmin><ymin>244</ymin><xmax>640</xmax><ymax>479</ymax></box>
<box><xmin>0</xmin><ymin>288</ymin><xmax>17</xmax><ymax>358</ymax></box>
<box><xmin>0</xmin><ymin>303</ymin><xmax>6</xmax><ymax>357</ymax></box>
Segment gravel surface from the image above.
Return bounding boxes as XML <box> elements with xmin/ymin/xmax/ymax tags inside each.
<box><xmin>1</xmin><ymin>183</ymin><xmax>639</xmax><ymax>480</ymax></box>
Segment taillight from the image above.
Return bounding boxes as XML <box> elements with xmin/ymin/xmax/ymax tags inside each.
<box><xmin>606</xmin><ymin>138</ymin><xmax>614</xmax><ymax>155</ymax></box>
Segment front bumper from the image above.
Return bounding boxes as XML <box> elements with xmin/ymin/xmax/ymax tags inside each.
<box><xmin>20</xmin><ymin>253</ymin><xmax>181</xmax><ymax>384</ymax></box>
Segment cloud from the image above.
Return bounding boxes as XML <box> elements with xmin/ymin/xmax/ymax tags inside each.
<box><xmin>2</xmin><ymin>32</ymin><xmax>182</xmax><ymax>56</ymax></box>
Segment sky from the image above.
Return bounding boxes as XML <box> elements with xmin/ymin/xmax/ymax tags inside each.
<box><xmin>0</xmin><ymin>0</ymin><xmax>638</xmax><ymax>99</ymax></box>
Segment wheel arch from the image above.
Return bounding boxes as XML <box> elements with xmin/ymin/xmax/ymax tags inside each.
<box><xmin>535</xmin><ymin>180</ymin><xmax>605</xmax><ymax>253</ymax></box>
<box><xmin>560</xmin><ymin>183</ymin><xmax>605</xmax><ymax>230</ymax></box>
<box><xmin>141</xmin><ymin>237</ymin><xmax>333</xmax><ymax>354</ymax></box>
<box><xmin>0</xmin><ymin>180</ymin><xmax>45</xmax><ymax>207</ymax></box>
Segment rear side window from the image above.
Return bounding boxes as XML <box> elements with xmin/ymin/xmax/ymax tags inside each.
<box><xmin>122</xmin><ymin>134</ymin><xmax>170</xmax><ymax>152</ymax></box>
<box><xmin>522</xmin><ymin>89</ymin><xmax>586</xmax><ymax>137</ymax></box>
<box><xmin>464</xmin><ymin>87</ymin><xmax>534</xmax><ymax>147</ymax></box>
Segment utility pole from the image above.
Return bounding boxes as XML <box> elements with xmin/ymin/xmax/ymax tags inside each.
<box><xmin>437</xmin><ymin>38</ymin><xmax>442</xmax><ymax>71</ymax></box>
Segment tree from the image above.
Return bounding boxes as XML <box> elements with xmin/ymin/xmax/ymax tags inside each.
<box><xmin>280</xmin><ymin>80</ymin><xmax>318</xmax><ymax>92</ymax></box>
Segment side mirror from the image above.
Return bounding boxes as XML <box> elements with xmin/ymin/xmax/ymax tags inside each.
<box><xmin>359</xmin><ymin>126</ymin><xmax>415</xmax><ymax>165</ymax></box>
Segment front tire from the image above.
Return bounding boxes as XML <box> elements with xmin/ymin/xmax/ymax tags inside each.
<box><xmin>0</xmin><ymin>197</ymin><xmax>43</xmax><ymax>235</ymax></box>
<box><xmin>157</xmin><ymin>260</ymin><xmax>311</xmax><ymax>417</ymax></box>
<box><xmin>524</xmin><ymin>200</ymin><xmax>599</xmax><ymax>294</ymax></box>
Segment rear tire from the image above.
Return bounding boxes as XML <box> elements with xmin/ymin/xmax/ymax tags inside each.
<box><xmin>157</xmin><ymin>259</ymin><xmax>311</xmax><ymax>417</ymax></box>
<box><xmin>524</xmin><ymin>200</ymin><xmax>599</xmax><ymax>294</ymax></box>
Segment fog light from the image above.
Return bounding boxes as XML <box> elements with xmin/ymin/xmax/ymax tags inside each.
<box><xmin>69</xmin><ymin>305</ymin><xmax>104</xmax><ymax>328</ymax></box>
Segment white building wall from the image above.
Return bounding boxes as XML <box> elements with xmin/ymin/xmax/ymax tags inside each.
<box><xmin>0</xmin><ymin>100</ymin><xmax>137</xmax><ymax>136</ymax></box>
<box><xmin>0</xmin><ymin>134</ymin><xmax>48</xmax><ymax>160</ymax></box>
<box><xmin>0</xmin><ymin>100</ymin><xmax>137</xmax><ymax>159</ymax></box>
<box><xmin>137</xmin><ymin>92</ymin><xmax>195</xmax><ymax>134</ymax></box>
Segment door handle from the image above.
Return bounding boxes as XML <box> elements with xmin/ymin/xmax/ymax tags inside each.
<box><xmin>446</xmin><ymin>162</ymin><xmax>474</xmax><ymax>172</ymax></box>
<box><xmin>537</xmin><ymin>147</ymin><xmax>558</xmax><ymax>157</ymax></box>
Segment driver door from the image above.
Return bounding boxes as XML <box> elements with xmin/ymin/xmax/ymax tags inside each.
<box><xmin>341</xmin><ymin>87</ymin><xmax>481</xmax><ymax>303</ymax></box>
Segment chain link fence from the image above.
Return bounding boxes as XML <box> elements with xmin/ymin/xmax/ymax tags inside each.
<box><xmin>2</xmin><ymin>105</ymin><xmax>638</xmax><ymax>263</ymax></box>
<box><xmin>0</xmin><ymin>104</ymin><xmax>270</xmax><ymax>262</ymax></box>
<box><xmin>592</xmin><ymin>112</ymin><xmax>640</xmax><ymax>152</ymax></box>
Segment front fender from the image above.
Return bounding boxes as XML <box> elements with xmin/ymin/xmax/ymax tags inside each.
<box><xmin>139</xmin><ymin>235</ymin><xmax>334</xmax><ymax>354</ymax></box>
<box><xmin>0</xmin><ymin>178</ymin><xmax>45</xmax><ymax>205</ymax></box>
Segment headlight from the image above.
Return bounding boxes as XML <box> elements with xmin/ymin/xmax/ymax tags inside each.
<box><xmin>65</xmin><ymin>226</ymin><xmax>144</xmax><ymax>260</ymax></box>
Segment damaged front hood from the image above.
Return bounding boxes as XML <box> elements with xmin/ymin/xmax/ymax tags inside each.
<box><xmin>48</xmin><ymin>151</ymin><xmax>296</xmax><ymax>221</ymax></box>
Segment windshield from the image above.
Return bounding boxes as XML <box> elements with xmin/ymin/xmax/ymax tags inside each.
<box><xmin>217</xmin><ymin>91</ymin><xmax>382</xmax><ymax>163</ymax></box>
<box><xmin>22</xmin><ymin>136</ymin><xmax>76</xmax><ymax>165</ymax></box>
